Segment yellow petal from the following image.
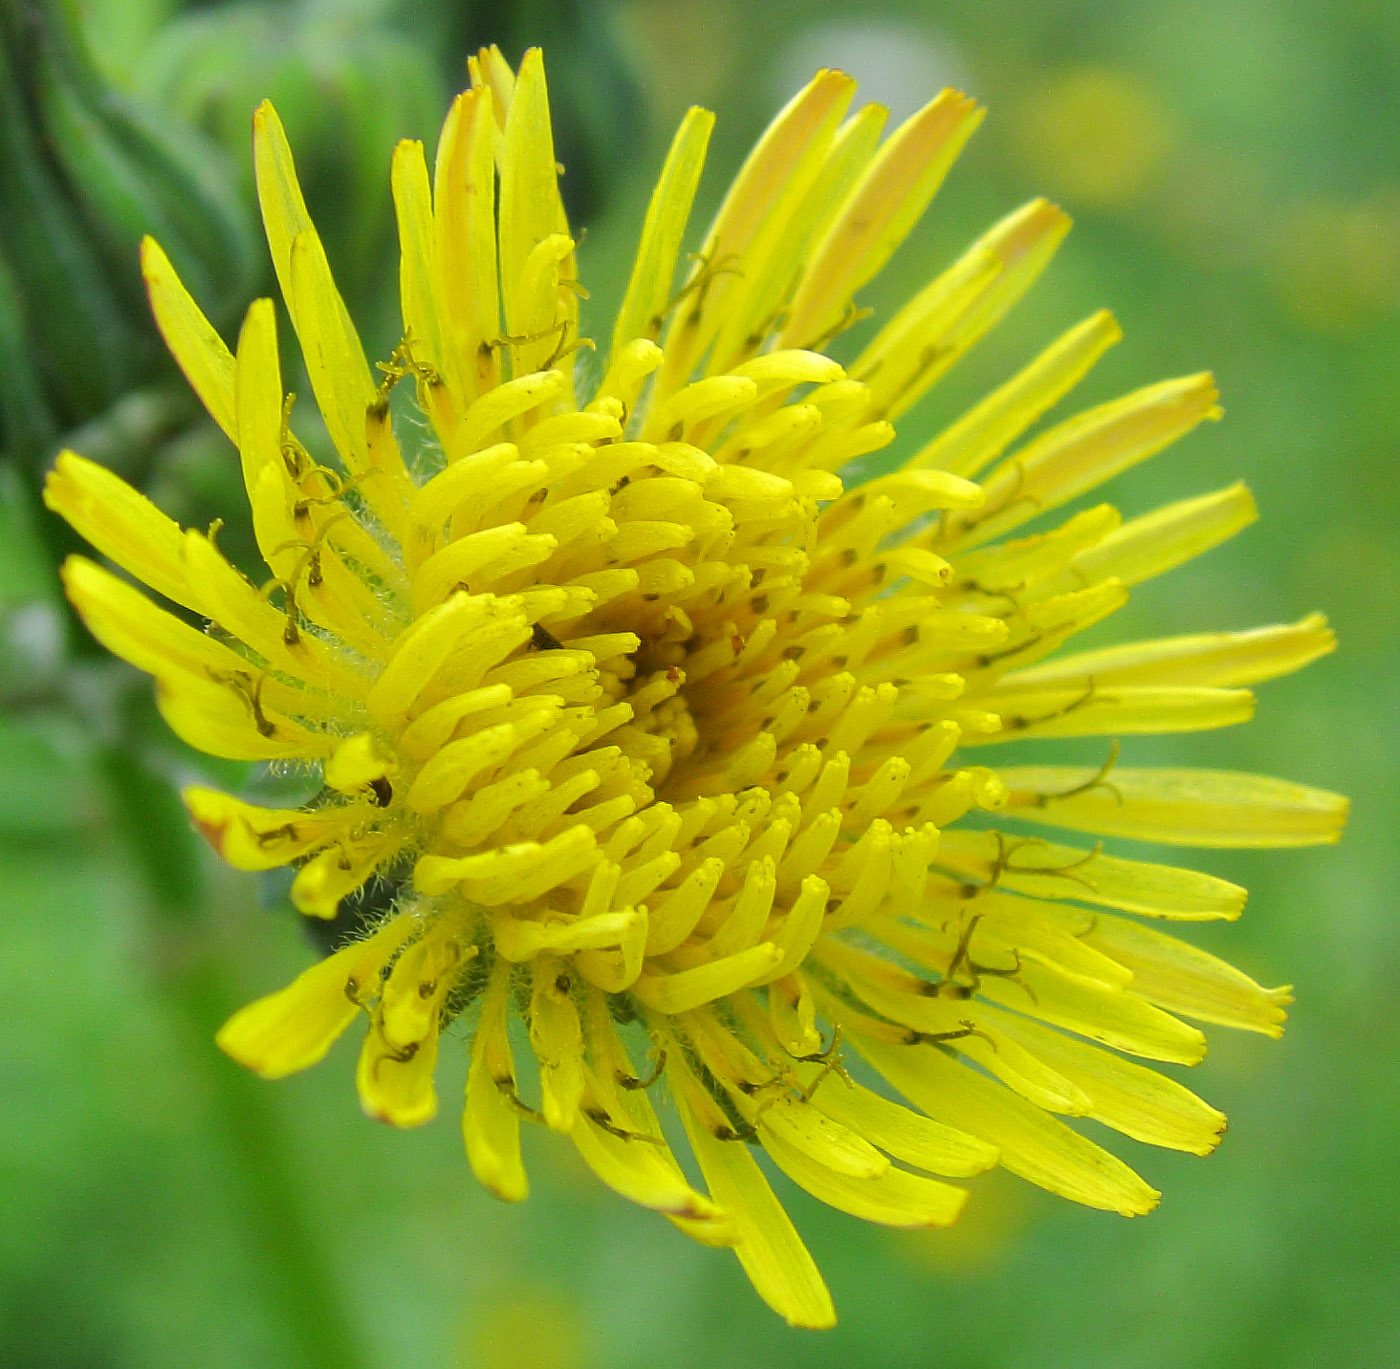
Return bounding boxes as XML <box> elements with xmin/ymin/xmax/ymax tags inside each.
<box><xmin>975</xmin><ymin>964</ymin><xmax>1205</xmax><ymax>1064</ymax></box>
<box><xmin>434</xmin><ymin>87</ymin><xmax>501</xmax><ymax>399</ymax></box>
<box><xmin>670</xmin><ymin>1050</ymin><xmax>835</xmax><ymax>1329</ymax></box>
<box><xmin>1051</xmin><ymin>481</ymin><xmax>1257</xmax><ymax>590</ymax></box>
<box><xmin>966</xmin><ymin>684</ymin><xmax>1255</xmax><ymax>742</ymax></box>
<box><xmin>569</xmin><ymin>1052</ymin><xmax>724</xmax><ymax>1224</ymax></box>
<box><xmin>44</xmin><ymin>451</ymin><xmax>192</xmax><ymax>610</ymax></box>
<box><xmin>416</xmin><ymin>825</ymin><xmax>599</xmax><ymax>904</ymax></box>
<box><xmin>252</xmin><ymin>101</ymin><xmax>383</xmax><ymax>485</ymax></box>
<box><xmin>799</xmin><ymin>1066</ymin><xmax>999</xmax><ymax>1177</ymax></box>
<box><xmin>759</xmin><ymin>876</ymin><xmax>830</xmax><ymax>982</ymax></box>
<box><xmin>251</xmin><ymin>100</ymin><xmax>314</xmax><ymax>309</ymax></box>
<box><xmin>406</xmin><ymin>441</ymin><xmax>519</xmax><ymax>553</ymax></box>
<box><xmin>945</xmin><ymin>1011</ymin><xmax>1093</xmax><ymax>1114</ymax></box>
<box><xmin>707</xmin><ymin>94</ymin><xmax>876</xmax><ymax>375</ymax></box>
<box><xmin>232</xmin><ymin>297</ymin><xmax>298</xmax><ymax>570</ymax></box>
<box><xmin>183</xmin><ymin>786</ymin><xmax>367</xmax><ymax>871</ymax></box>
<box><xmin>314</xmin><ymin>727</ymin><xmax>376</xmax><ymax>790</ymax></box>
<box><xmin>1006</xmin><ymin>614</ymin><xmax>1337</xmax><ymax>690</ymax></box>
<box><xmin>757</xmin><ymin>1096</ymin><xmax>889</xmax><ymax>1179</ymax></box>
<box><xmin>366</xmin><ymin>590</ymin><xmax>512</xmax><ymax>728</ymax></box>
<box><xmin>948</xmin><ymin>502</ymin><xmax>1120</xmax><ymax>593</ymax></box>
<box><xmin>498</xmin><ymin>49</ymin><xmax>576</xmax><ymax>383</ymax></box>
<box><xmin>941</xmin><ymin>889</ymin><xmax>1132</xmax><ymax>989</ymax></box>
<box><xmin>217</xmin><ymin>963</ymin><xmax>357</xmax><ymax>1079</ymax></box>
<box><xmin>290</xmin><ymin>831</ymin><xmax>399</xmax><ymax>919</ymax></box>
<box><xmin>574</xmin><ymin>993</ymin><xmax>727</xmax><ymax>1229</ymax></box>
<box><xmin>859</xmin><ymin>1039</ymin><xmax>1159</xmax><ymax>1216</ymax></box>
<box><xmin>1082</xmin><ymin>915</ymin><xmax>1292</xmax><ymax>1035</ymax></box>
<box><xmin>989</xmin><ymin>1011</ymin><xmax>1227</xmax><ymax>1154</ymax></box>
<box><xmin>610</xmin><ymin>105</ymin><xmax>714</xmax><ymax>359</ymax></box>
<box><xmin>156</xmin><ymin>675</ymin><xmax>323</xmax><ymax>761</ymax></box>
<box><xmin>785</xmin><ymin>89</ymin><xmax>984</xmax><ymax>349</ymax></box>
<box><xmin>998</xmin><ymin>766</ymin><xmax>1349</xmax><ymax>847</ymax></box>
<box><xmin>848</xmin><ymin>241</ymin><xmax>1002</xmax><ymax>419</ymax></box>
<box><xmin>391</xmin><ymin>138</ymin><xmax>453</xmax><ymax>397</ymax></box>
<box><xmin>762</xmin><ymin>1126</ymin><xmax>968</xmax><ymax>1228</ymax></box>
<box><xmin>60</xmin><ymin>557</ymin><xmax>327</xmax><ymax>759</ymax></box>
<box><xmin>909</xmin><ymin>310</ymin><xmax>1122</xmax><ymax>477</ymax></box>
<box><xmin>659</xmin><ymin>68</ymin><xmax>855</xmax><ymax>394</ymax></box>
<box><xmin>467</xmin><ymin>43</ymin><xmax>515</xmax><ymax>124</ymax></box>
<box><xmin>571</xmin><ymin>1108</ymin><xmax>720</xmax><ymax>1220</ymax></box>
<box><xmin>178</xmin><ymin>529</ymin><xmax>361</xmax><ymax>700</ymax></box>
<box><xmin>287</xmin><ymin>228</ymin><xmax>376</xmax><ymax>474</ymax></box>
<box><xmin>644</xmin><ymin>856</ymin><xmax>726</xmax><ymax>956</ymax></box>
<box><xmin>953</xmin><ymin>579</ymin><xmax>1127</xmax><ymax>682</ymax></box>
<box><xmin>869</xmin><ymin>914</ymin><xmax>1206</xmax><ymax>1063</ymax></box>
<box><xmin>632</xmin><ymin>943</ymin><xmax>784</xmax><ymax>1014</ymax></box>
<box><xmin>463</xmin><ymin>956</ymin><xmax>529</xmax><ymax>1201</ymax></box>
<box><xmin>140</xmin><ymin>237</ymin><xmax>236</xmax><ymax>439</ymax></box>
<box><xmin>853</xmin><ymin>198</ymin><xmax>1071</xmax><ymax>421</ymax></box>
<box><xmin>216</xmin><ymin>916</ymin><xmax>411</xmax><ymax>1078</ymax></box>
<box><xmin>357</xmin><ymin>1010</ymin><xmax>441</xmax><ymax>1128</ymax></box>
<box><xmin>768</xmin><ymin>973</ymin><xmax>822</xmax><ymax>1056</ymax></box>
<box><xmin>951</xmin><ymin>371</ymin><xmax>1222</xmax><ymax>548</ymax></box>
<box><xmin>935</xmin><ymin>828</ymin><xmax>1248</xmax><ymax>920</ymax></box>
<box><xmin>529</xmin><ymin>959</ymin><xmax>585</xmax><ymax>1133</ymax></box>
<box><xmin>405</xmin><ymin>722</ymin><xmax>526</xmax><ymax>814</ymax></box>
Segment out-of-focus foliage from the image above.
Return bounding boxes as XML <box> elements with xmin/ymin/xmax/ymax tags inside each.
<box><xmin>105</xmin><ymin>0</ymin><xmax>640</xmax><ymax>339</ymax></box>
<box><xmin>0</xmin><ymin>0</ymin><xmax>255</xmax><ymax>466</ymax></box>
<box><xmin>130</xmin><ymin>0</ymin><xmax>445</xmax><ymax>335</ymax></box>
<box><xmin>2</xmin><ymin>1</ymin><xmax>1395</xmax><ymax>1366</ymax></box>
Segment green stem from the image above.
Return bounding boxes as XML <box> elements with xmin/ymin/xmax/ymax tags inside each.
<box><xmin>108</xmin><ymin>736</ymin><xmax>372</xmax><ymax>1369</ymax></box>
<box><xmin>165</xmin><ymin>950</ymin><xmax>375</xmax><ymax>1369</ymax></box>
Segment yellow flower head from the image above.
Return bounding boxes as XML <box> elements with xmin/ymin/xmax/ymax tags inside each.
<box><xmin>46</xmin><ymin>48</ymin><xmax>1346</xmax><ymax>1326</ymax></box>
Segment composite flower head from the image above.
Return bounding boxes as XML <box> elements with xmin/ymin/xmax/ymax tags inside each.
<box><xmin>47</xmin><ymin>48</ymin><xmax>1347</xmax><ymax>1326</ymax></box>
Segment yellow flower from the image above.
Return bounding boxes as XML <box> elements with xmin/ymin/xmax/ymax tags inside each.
<box><xmin>46</xmin><ymin>48</ymin><xmax>1346</xmax><ymax>1327</ymax></box>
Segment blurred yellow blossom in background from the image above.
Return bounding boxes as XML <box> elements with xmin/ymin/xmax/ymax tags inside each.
<box><xmin>1011</xmin><ymin>67</ymin><xmax>1174</xmax><ymax>210</ymax></box>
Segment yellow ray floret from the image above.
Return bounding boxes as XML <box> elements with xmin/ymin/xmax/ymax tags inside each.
<box><xmin>47</xmin><ymin>46</ymin><xmax>1345</xmax><ymax>1328</ymax></box>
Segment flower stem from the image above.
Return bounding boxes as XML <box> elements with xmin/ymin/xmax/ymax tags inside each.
<box><xmin>167</xmin><ymin>951</ymin><xmax>374</xmax><ymax>1369</ymax></box>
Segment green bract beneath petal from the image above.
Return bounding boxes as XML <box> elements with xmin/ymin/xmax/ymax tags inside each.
<box><xmin>46</xmin><ymin>45</ymin><xmax>1346</xmax><ymax>1329</ymax></box>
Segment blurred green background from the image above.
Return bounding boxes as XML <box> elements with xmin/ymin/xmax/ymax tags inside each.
<box><xmin>1</xmin><ymin>0</ymin><xmax>1395</xmax><ymax>1365</ymax></box>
